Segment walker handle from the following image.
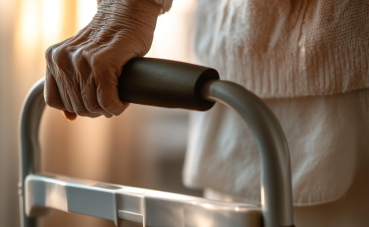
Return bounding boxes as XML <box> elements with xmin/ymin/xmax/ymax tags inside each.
<box><xmin>118</xmin><ymin>58</ymin><xmax>219</xmax><ymax>111</ymax></box>
<box><xmin>20</xmin><ymin>58</ymin><xmax>294</xmax><ymax>227</ymax></box>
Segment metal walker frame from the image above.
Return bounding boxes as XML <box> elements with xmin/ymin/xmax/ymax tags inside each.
<box><xmin>19</xmin><ymin>59</ymin><xmax>294</xmax><ymax>227</ymax></box>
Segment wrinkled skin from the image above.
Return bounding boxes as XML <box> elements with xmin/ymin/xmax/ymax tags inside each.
<box><xmin>45</xmin><ymin>0</ymin><xmax>161</xmax><ymax>120</ymax></box>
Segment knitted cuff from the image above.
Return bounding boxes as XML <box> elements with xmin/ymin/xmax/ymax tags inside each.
<box><xmin>150</xmin><ymin>0</ymin><xmax>173</xmax><ymax>13</ymax></box>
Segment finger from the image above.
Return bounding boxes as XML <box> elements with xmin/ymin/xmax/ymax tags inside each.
<box><xmin>46</xmin><ymin>34</ymin><xmax>102</xmax><ymax>120</ymax></box>
<box><xmin>82</xmin><ymin>77</ymin><xmax>113</xmax><ymax>118</ymax></box>
<box><xmin>45</xmin><ymin>38</ymin><xmax>75</xmax><ymax>116</ymax></box>
<box><xmin>72</xmin><ymin>48</ymin><xmax>112</xmax><ymax>117</ymax></box>
<box><xmin>51</xmin><ymin>44</ymin><xmax>76</xmax><ymax>113</ymax></box>
<box><xmin>67</xmin><ymin>85</ymin><xmax>102</xmax><ymax>118</ymax></box>
<box><xmin>45</xmin><ymin>37</ymin><xmax>73</xmax><ymax>67</ymax></box>
<box><xmin>52</xmin><ymin>48</ymin><xmax>99</xmax><ymax>118</ymax></box>
<box><xmin>44</xmin><ymin>66</ymin><xmax>65</xmax><ymax>110</ymax></box>
<box><xmin>95</xmin><ymin>68</ymin><xmax>129</xmax><ymax>116</ymax></box>
<box><xmin>46</xmin><ymin>27</ymin><xmax>90</xmax><ymax>64</ymax></box>
<box><xmin>45</xmin><ymin>38</ymin><xmax>73</xmax><ymax>89</ymax></box>
<box><xmin>50</xmin><ymin>38</ymin><xmax>102</xmax><ymax>119</ymax></box>
<box><xmin>52</xmin><ymin>41</ymin><xmax>91</xmax><ymax>116</ymax></box>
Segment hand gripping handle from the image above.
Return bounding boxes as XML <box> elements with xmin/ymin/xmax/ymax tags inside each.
<box><xmin>19</xmin><ymin>58</ymin><xmax>294</xmax><ymax>227</ymax></box>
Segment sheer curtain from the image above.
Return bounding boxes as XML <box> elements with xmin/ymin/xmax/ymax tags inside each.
<box><xmin>0</xmin><ymin>0</ymin><xmax>197</xmax><ymax>226</ymax></box>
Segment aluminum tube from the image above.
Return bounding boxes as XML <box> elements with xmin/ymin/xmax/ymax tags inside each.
<box><xmin>202</xmin><ymin>80</ymin><xmax>294</xmax><ymax>227</ymax></box>
<box><xmin>18</xmin><ymin>78</ymin><xmax>48</xmax><ymax>227</ymax></box>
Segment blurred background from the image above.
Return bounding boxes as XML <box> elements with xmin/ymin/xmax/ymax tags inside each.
<box><xmin>0</xmin><ymin>0</ymin><xmax>200</xmax><ymax>226</ymax></box>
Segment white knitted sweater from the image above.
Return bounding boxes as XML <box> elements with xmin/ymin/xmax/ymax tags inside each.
<box><xmin>193</xmin><ymin>0</ymin><xmax>369</xmax><ymax>98</ymax></box>
<box><xmin>152</xmin><ymin>0</ymin><xmax>369</xmax><ymax>207</ymax></box>
<box><xmin>155</xmin><ymin>0</ymin><xmax>369</xmax><ymax>97</ymax></box>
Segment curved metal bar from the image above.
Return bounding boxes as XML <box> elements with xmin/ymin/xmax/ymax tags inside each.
<box><xmin>19</xmin><ymin>78</ymin><xmax>294</xmax><ymax>227</ymax></box>
<box><xmin>19</xmin><ymin>78</ymin><xmax>47</xmax><ymax>227</ymax></box>
<box><xmin>202</xmin><ymin>80</ymin><xmax>294</xmax><ymax>227</ymax></box>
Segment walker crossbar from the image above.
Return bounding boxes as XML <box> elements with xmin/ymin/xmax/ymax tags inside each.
<box><xmin>25</xmin><ymin>173</ymin><xmax>261</xmax><ymax>226</ymax></box>
<box><xmin>19</xmin><ymin>58</ymin><xmax>294</xmax><ymax>227</ymax></box>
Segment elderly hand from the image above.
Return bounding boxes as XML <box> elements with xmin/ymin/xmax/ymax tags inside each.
<box><xmin>44</xmin><ymin>0</ymin><xmax>161</xmax><ymax>120</ymax></box>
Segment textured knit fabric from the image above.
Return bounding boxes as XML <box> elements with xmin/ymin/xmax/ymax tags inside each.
<box><xmin>184</xmin><ymin>88</ymin><xmax>369</xmax><ymax>206</ymax></box>
<box><xmin>194</xmin><ymin>0</ymin><xmax>369</xmax><ymax>98</ymax></box>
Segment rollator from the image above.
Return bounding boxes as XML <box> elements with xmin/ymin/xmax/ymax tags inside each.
<box><xmin>19</xmin><ymin>58</ymin><xmax>295</xmax><ymax>227</ymax></box>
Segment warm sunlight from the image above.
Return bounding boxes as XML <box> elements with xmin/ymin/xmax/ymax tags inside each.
<box><xmin>77</xmin><ymin>0</ymin><xmax>97</xmax><ymax>30</ymax></box>
<box><xmin>16</xmin><ymin>0</ymin><xmax>41</xmax><ymax>54</ymax></box>
<box><xmin>41</xmin><ymin>0</ymin><xmax>62</xmax><ymax>44</ymax></box>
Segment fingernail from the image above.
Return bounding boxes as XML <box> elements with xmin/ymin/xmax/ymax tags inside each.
<box><xmin>62</xmin><ymin>110</ymin><xmax>77</xmax><ymax>121</ymax></box>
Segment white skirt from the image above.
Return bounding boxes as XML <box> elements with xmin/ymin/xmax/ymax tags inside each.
<box><xmin>184</xmin><ymin>88</ymin><xmax>369</xmax><ymax>225</ymax></box>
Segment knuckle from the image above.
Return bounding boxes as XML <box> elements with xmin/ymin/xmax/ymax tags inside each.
<box><xmin>45</xmin><ymin>46</ymin><xmax>54</xmax><ymax>62</ymax></box>
<box><xmin>52</xmin><ymin>45</ymin><xmax>69</xmax><ymax>66</ymax></box>
<box><xmin>45</xmin><ymin>43</ymin><xmax>59</xmax><ymax>58</ymax></box>
<box><xmin>73</xmin><ymin>50</ymin><xmax>89</xmax><ymax>72</ymax></box>
<box><xmin>72</xmin><ymin>48</ymin><xmax>83</xmax><ymax>62</ymax></box>
<box><xmin>81</xmin><ymin>47</ymin><xmax>92</xmax><ymax>59</ymax></box>
<box><xmin>51</xmin><ymin>46</ymin><xmax>63</xmax><ymax>63</ymax></box>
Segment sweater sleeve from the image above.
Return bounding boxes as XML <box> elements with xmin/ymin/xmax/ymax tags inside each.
<box><xmin>150</xmin><ymin>0</ymin><xmax>173</xmax><ymax>13</ymax></box>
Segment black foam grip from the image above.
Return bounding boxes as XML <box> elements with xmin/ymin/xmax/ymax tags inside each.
<box><xmin>118</xmin><ymin>58</ymin><xmax>219</xmax><ymax>111</ymax></box>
